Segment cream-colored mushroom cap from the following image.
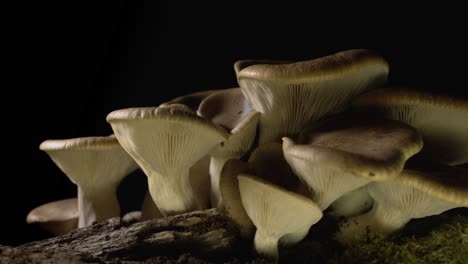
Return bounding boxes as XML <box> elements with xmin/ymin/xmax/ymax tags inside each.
<box><xmin>26</xmin><ymin>198</ymin><xmax>78</xmax><ymax>236</ymax></box>
<box><xmin>238</xmin><ymin>174</ymin><xmax>322</xmax><ymax>260</ymax></box>
<box><xmin>39</xmin><ymin>135</ymin><xmax>139</xmax><ymax>227</ymax></box>
<box><xmin>236</xmin><ymin>49</ymin><xmax>389</xmax><ymax>144</ymax></box>
<box><xmin>352</xmin><ymin>87</ymin><xmax>468</xmax><ymax>165</ymax></box>
<box><xmin>39</xmin><ymin>135</ymin><xmax>138</xmax><ymax>187</ymax></box>
<box><xmin>198</xmin><ymin>88</ymin><xmax>260</xmax><ymax>209</ymax></box>
<box><xmin>337</xmin><ymin>166</ymin><xmax>468</xmax><ymax>243</ymax></box>
<box><xmin>107</xmin><ymin>104</ymin><xmax>229</xmax><ymax>215</ymax></box>
<box><xmin>283</xmin><ymin>116</ymin><xmax>423</xmax><ymax>210</ymax></box>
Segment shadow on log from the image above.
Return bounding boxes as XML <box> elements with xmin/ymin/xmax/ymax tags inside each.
<box><xmin>0</xmin><ymin>209</ymin><xmax>243</xmax><ymax>264</ymax></box>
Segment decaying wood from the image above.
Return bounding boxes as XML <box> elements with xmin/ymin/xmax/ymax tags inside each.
<box><xmin>0</xmin><ymin>209</ymin><xmax>241</xmax><ymax>264</ymax></box>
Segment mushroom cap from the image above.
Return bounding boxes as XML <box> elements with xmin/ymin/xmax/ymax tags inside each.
<box><xmin>237</xmin><ymin>49</ymin><xmax>389</xmax><ymax>84</ymax></box>
<box><xmin>27</xmin><ymin>198</ymin><xmax>78</xmax><ymax>224</ymax></box>
<box><xmin>238</xmin><ymin>174</ymin><xmax>323</xmax><ymax>245</ymax></box>
<box><xmin>395</xmin><ymin>166</ymin><xmax>468</xmax><ymax>207</ymax></box>
<box><xmin>236</xmin><ymin>49</ymin><xmax>390</xmax><ymax>144</ymax></box>
<box><xmin>160</xmin><ymin>89</ymin><xmax>222</xmax><ymax>111</ymax></box>
<box><xmin>197</xmin><ymin>88</ymin><xmax>260</xmax><ymax>156</ymax></box>
<box><xmin>352</xmin><ymin>87</ymin><xmax>468</xmax><ymax>165</ymax></box>
<box><xmin>198</xmin><ymin>88</ymin><xmax>254</xmax><ymax>131</ymax></box>
<box><xmin>107</xmin><ymin>105</ymin><xmax>229</xmax><ymax>172</ymax></box>
<box><xmin>26</xmin><ymin>198</ymin><xmax>78</xmax><ymax>236</ymax></box>
<box><xmin>40</xmin><ymin>135</ymin><xmax>139</xmax><ymax>188</ymax></box>
<box><xmin>285</xmin><ymin>116</ymin><xmax>423</xmax><ymax>181</ymax></box>
<box><xmin>234</xmin><ymin>59</ymin><xmax>291</xmax><ymax>77</ymax></box>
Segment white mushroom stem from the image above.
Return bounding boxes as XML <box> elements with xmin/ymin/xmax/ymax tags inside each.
<box><xmin>254</xmin><ymin>231</ymin><xmax>280</xmax><ymax>260</ymax></box>
<box><xmin>77</xmin><ymin>185</ymin><xmax>119</xmax><ymax>228</ymax></box>
<box><xmin>337</xmin><ymin>181</ymin><xmax>458</xmax><ymax>243</ymax></box>
<box><xmin>145</xmin><ymin>168</ymin><xmax>203</xmax><ymax>215</ymax></box>
<box><xmin>209</xmin><ymin>156</ymin><xmax>231</xmax><ymax>209</ymax></box>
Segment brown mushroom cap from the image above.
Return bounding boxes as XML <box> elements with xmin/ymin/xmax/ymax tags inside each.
<box><xmin>236</xmin><ymin>49</ymin><xmax>389</xmax><ymax>144</ymax></box>
<box><xmin>352</xmin><ymin>87</ymin><xmax>468</xmax><ymax>165</ymax></box>
<box><xmin>26</xmin><ymin>198</ymin><xmax>78</xmax><ymax>236</ymax></box>
<box><xmin>283</xmin><ymin>115</ymin><xmax>423</xmax><ymax>210</ymax></box>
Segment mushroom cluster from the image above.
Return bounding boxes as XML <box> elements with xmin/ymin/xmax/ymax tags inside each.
<box><xmin>32</xmin><ymin>49</ymin><xmax>468</xmax><ymax>262</ymax></box>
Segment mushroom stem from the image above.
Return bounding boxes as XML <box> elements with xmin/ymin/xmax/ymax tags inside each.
<box><xmin>140</xmin><ymin>192</ymin><xmax>162</xmax><ymax>221</ymax></box>
<box><xmin>209</xmin><ymin>156</ymin><xmax>231</xmax><ymax>209</ymax></box>
<box><xmin>77</xmin><ymin>186</ymin><xmax>119</xmax><ymax>228</ymax></box>
<box><xmin>146</xmin><ymin>168</ymin><xmax>206</xmax><ymax>216</ymax></box>
<box><xmin>254</xmin><ymin>231</ymin><xmax>280</xmax><ymax>261</ymax></box>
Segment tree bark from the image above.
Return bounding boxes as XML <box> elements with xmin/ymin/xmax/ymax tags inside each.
<box><xmin>0</xmin><ymin>209</ymin><xmax>241</xmax><ymax>264</ymax></box>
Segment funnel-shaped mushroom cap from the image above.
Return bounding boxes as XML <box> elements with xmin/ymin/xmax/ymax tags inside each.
<box><xmin>283</xmin><ymin>116</ymin><xmax>423</xmax><ymax>210</ymax></box>
<box><xmin>26</xmin><ymin>198</ymin><xmax>78</xmax><ymax>236</ymax></box>
<box><xmin>337</xmin><ymin>166</ymin><xmax>468</xmax><ymax>243</ymax></box>
<box><xmin>219</xmin><ymin>159</ymin><xmax>254</xmax><ymax>238</ymax></box>
<box><xmin>160</xmin><ymin>89</ymin><xmax>221</xmax><ymax>111</ymax></box>
<box><xmin>107</xmin><ymin>105</ymin><xmax>229</xmax><ymax>215</ymax></box>
<box><xmin>198</xmin><ymin>88</ymin><xmax>260</xmax><ymax>208</ymax></box>
<box><xmin>352</xmin><ymin>87</ymin><xmax>468</xmax><ymax>165</ymax></box>
<box><xmin>238</xmin><ymin>174</ymin><xmax>323</xmax><ymax>260</ymax></box>
<box><xmin>39</xmin><ymin>135</ymin><xmax>138</xmax><ymax>188</ymax></box>
<box><xmin>236</xmin><ymin>49</ymin><xmax>389</xmax><ymax>144</ymax></box>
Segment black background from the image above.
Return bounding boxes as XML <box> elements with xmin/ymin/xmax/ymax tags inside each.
<box><xmin>3</xmin><ymin>2</ymin><xmax>467</xmax><ymax>245</ymax></box>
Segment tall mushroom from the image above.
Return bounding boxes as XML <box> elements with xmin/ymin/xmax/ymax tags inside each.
<box><xmin>352</xmin><ymin>87</ymin><xmax>468</xmax><ymax>165</ymax></box>
<box><xmin>107</xmin><ymin>104</ymin><xmax>229</xmax><ymax>216</ymax></box>
<box><xmin>238</xmin><ymin>174</ymin><xmax>323</xmax><ymax>261</ymax></box>
<box><xmin>235</xmin><ymin>49</ymin><xmax>389</xmax><ymax>144</ymax></box>
<box><xmin>40</xmin><ymin>136</ymin><xmax>139</xmax><ymax>227</ymax></box>
<box><xmin>197</xmin><ymin>88</ymin><xmax>260</xmax><ymax>208</ymax></box>
<box><xmin>282</xmin><ymin>115</ymin><xmax>423</xmax><ymax>212</ymax></box>
<box><xmin>26</xmin><ymin>198</ymin><xmax>78</xmax><ymax>236</ymax></box>
<box><xmin>337</xmin><ymin>166</ymin><xmax>468</xmax><ymax>243</ymax></box>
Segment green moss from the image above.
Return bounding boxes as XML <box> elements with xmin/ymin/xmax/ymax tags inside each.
<box><xmin>330</xmin><ymin>213</ymin><xmax>468</xmax><ymax>264</ymax></box>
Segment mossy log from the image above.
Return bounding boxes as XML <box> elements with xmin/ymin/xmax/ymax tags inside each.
<box><xmin>0</xmin><ymin>209</ymin><xmax>241</xmax><ymax>264</ymax></box>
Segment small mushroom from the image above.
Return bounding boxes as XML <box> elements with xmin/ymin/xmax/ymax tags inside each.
<box><xmin>160</xmin><ymin>89</ymin><xmax>222</xmax><ymax>111</ymax></box>
<box><xmin>40</xmin><ymin>136</ymin><xmax>139</xmax><ymax>227</ymax></box>
<box><xmin>337</xmin><ymin>165</ymin><xmax>468</xmax><ymax>243</ymax></box>
<box><xmin>238</xmin><ymin>174</ymin><xmax>323</xmax><ymax>261</ymax></box>
<box><xmin>282</xmin><ymin>115</ymin><xmax>423</xmax><ymax>212</ymax></box>
<box><xmin>122</xmin><ymin>211</ymin><xmax>142</xmax><ymax>224</ymax></box>
<box><xmin>219</xmin><ymin>143</ymin><xmax>309</xmax><ymax>238</ymax></box>
<box><xmin>26</xmin><ymin>198</ymin><xmax>78</xmax><ymax>236</ymax></box>
<box><xmin>107</xmin><ymin>104</ymin><xmax>229</xmax><ymax>216</ymax></box>
<box><xmin>235</xmin><ymin>49</ymin><xmax>389</xmax><ymax>144</ymax></box>
<box><xmin>330</xmin><ymin>186</ymin><xmax>374</xmax><ymax>218</ymax></box>
<box><xmin>198</xmin><ymin>88</ymin><xmax>260</xmax><ymax>208</ymax></box>
<box><xmin>352</xmin><ymin>87</ymin><xmax>468</xmax><ymax>165</ymax></box>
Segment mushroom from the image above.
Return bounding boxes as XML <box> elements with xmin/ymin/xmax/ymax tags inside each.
<box><xmin>26</xmin><ymin>198</ymin><xmax>78</xmax><ymax>236</ymax></box>
<box><xmin>238</xmin><ymin>174</ymin><xmax>323</xmax><ymax>261</ymax></box>
<box><xmin>197</xmin><ymin>88</ymin><xmax>260</xmax><ymax>208</ymax></box>
<box><xmin>219</xmin><ymin>143</ymin><xmax>309</xmax><ymax>238</ymax></box>
<box><xmin>282</xmin><ymin>115</ymin><xmax>423</xmax><ymax>213</ymax></box>
<box><xmin>336</xmin><ymin>165</ymin><xmax>468</xmax><ymax>243</ymax></box>
<box><xmin>329</xmin><ymin>186</ymin><xmax>374</xmax><ymax>218</ymax></box>
<box><xmin>122</xmin><ymin>211</ymin><xmax>142</xmax><ymax>224</ymax></box>
<box><xmin>219</xmin><ymin>159</ymin><xmax>254</xmax><ymax>238</ymax></box>
<box><xmin>107</xmin><ymin>104</ymin><xmax>229</xmax><ymax>216</ymax></box>
<box><xmin>235</xmin><ymin>49</ymin><xmax>389</xmax><ymax>144</ymax></box>
<box><xmin>160</xmin><ymin>89</ymin><xmax>222</xmax><ymax>111</ymax></box>
<box><xmin>40</xmin><ymin>135</ymin><xmax>139</xmax><ymax>227</ymax></box>
<box><xmin>352</xmin><ymin>87</ymin><xmax>468</xmax><ymax>165</ymax></box>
